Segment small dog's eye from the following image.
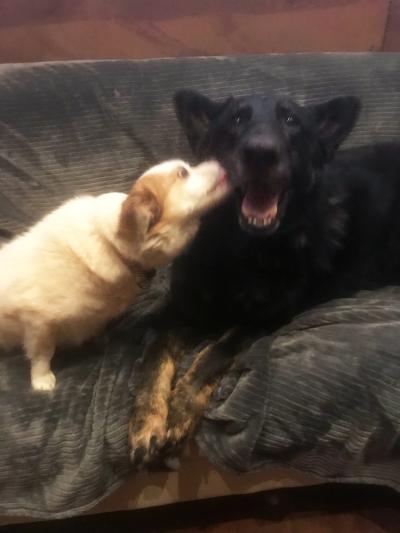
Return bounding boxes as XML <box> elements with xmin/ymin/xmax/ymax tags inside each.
<box><xmin>233</xmin><ymin>107</ymin><xmax>252</xmax><ymax>125</ymax></box>
<box><xmin>177</xmin><ymin>166</ymin><xmax>189</xmax><ymax>178</ymax></box>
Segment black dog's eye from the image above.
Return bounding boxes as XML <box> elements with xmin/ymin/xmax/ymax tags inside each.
<box><xmin>232</xmin><ymin>107</ymin><xmax>252</xmax><ymax>125</ymax></box>
<box><xmin>281</xmin><ymin>109</ymin><xmax>300</xmax><ymax>127</ymax></box>
<box><xmin>177</xmin><ymin>166</ymin><xmax>189</xmax><ymax>178</ymax></box>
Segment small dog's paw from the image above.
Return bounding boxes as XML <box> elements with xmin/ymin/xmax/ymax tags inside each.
<box><xmin>32</xmin><ymin>371</ymin><xmax>56</xmax><ymax>392</ymax></box>
<box><xmin>129</xmin><ymin>413</ymin><xmax>167</xmax><ymax>468</ymax></box>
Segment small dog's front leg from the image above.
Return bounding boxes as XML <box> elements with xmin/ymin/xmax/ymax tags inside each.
<box><xmin>24</xmin><ymin>323</ymin><xmax>56</xmax><ymax>392</ymax></box>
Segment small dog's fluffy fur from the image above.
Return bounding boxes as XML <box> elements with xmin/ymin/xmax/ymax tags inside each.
<box><xmin>0</xmin><ymin>159</ymin><xmax>229</xmax><ymax>391</ymax></box>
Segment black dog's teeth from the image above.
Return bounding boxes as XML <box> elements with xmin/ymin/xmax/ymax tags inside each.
<box><xmin>246</xmin><ymin>216</ymin><xmax>272</xmax><ymax>227</ymax></box>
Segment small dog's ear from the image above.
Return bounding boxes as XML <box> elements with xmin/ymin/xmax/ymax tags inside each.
<box><xmin>119</xmin><ymin>186</ymin><xmax>161</xmax><ymax>239</ymax></box>
<box><xmin>309</xmin><ymin>96</ymin><xmax>361</xmax><ymax>160</ymax></box>
<box><xmin>174</xmin><ymin>89</ymin><xmax>227</xmax><ymax>156</ymax></box>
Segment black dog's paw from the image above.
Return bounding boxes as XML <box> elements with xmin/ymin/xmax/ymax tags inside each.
<box><xmin>129</xmin><ymin>413</ymin><xmax>167</xmax><ymax>469</ymax></box>
<box><xmin>158</xmin><ymin>384</ymin><xmax>201</xmax><ymax>461</ymax></box>
<box><xmin>162</xmin><ymin>455</ymin><xmax>181</xmax><ymax>471</ymax></box>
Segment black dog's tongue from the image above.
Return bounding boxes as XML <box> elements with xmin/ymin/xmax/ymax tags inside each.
<box><xmin>241</xmin><ymin>182</ymin><xmax>278</xmax><ymax>221</ymax></box>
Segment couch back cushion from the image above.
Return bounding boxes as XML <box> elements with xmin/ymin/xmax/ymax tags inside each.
<box><xmin>0</xmin><ymin>53</ymin><xmax>399</xmax><ymax>235</ymax></box>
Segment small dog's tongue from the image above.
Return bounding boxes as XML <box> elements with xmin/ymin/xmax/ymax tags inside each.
<box><xmin>241</xmin><ymin>182</ymin><xmax>278</xmax><ymax>220</ymax></box>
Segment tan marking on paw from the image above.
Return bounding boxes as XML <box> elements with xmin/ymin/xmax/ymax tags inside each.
<box><xmin>166</xmin><ymin>380</ymin><xmax>214</xmax><ymax>444</ymax></box>
<box><xmin>129</xmin><ymin>356</ymin><xmax>176</xmax><ymax>464</ymax></box>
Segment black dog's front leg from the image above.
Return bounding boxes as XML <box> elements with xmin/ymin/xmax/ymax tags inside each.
<box><xmin>161</xmin><ymin>327</ymin><xmax>247</xmax><ymax>456</ymax></box>
<box><xmin>129</xmin><ymin>329</ymin><xmax>187</xmax><ymax>467</ymax></box>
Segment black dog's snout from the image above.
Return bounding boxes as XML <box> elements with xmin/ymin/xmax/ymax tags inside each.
<box><xmin>243</xmin><ymin>142</ymin><xmax>279</xmax><ymax>169</ymax></box>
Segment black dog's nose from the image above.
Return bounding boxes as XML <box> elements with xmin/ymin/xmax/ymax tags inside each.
<box><xmin>243</xmin><ymin>142</ymin><xmax>279</xmax><ymax>168</ymax></box>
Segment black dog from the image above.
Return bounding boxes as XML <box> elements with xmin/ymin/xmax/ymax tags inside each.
<box><xmin>171</xmin><ymin>90</ymin><xmax>400</xmax><ymax>327</ymax></box>
<box><xmin>129</xmin><ymin>90</ymin><xmax>400</xmax><ymax>466</ymax></box>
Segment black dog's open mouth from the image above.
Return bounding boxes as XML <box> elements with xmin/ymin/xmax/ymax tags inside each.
<box><xmin>238</xmin><ymin>181</ymin><xmax>285</xmax><ymax>233</ymax></box>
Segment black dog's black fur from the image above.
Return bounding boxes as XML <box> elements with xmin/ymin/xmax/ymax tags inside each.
<box><xmin>170</xmin><ymin>91</ymin><xmax>400</xmax><ymax>330</ymax></box>
<box><xmin>129</xmin><ymin>90</ymin><xmax>400</xmax><ymax>465</ymax></box>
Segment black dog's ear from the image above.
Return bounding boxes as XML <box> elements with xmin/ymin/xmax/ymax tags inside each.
<box><xmin>309</xmin><ymin>96</ymin><xmax>361</xmax><ymax>159</ymax></box>
<box><xmin>174</xmin><ymin>90</ymin><xmax>226</xmax><ymax>155</ymax></box>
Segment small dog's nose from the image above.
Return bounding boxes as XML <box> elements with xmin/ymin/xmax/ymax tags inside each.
<box><xmin>243</xmin><ymin>142</ymin><xmax>279</xmax><ymax>168</ymax></box>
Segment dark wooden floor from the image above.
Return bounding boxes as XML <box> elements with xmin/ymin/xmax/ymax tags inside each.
<box><xmin>0</xmin><ymin>0</ymin><xmax>399</xmax><ymax>64</ymax></box>
<box><xmin>2</xmin><ymin>484</ymin><xmax>400</xmax><ymax>532</ymax></box>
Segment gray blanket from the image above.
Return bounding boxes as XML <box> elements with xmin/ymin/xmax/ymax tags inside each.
<box><xmin>1</xmin><ymin>54</ymin><xmax>400</xmax><ymax>518</ymax></box>
<box><xmin>199</xmin><ymin>287</ymin><xmax>400</xmax><ymax>486</ymax></box>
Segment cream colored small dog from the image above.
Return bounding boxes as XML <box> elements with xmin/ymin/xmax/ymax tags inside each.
<box><xmin>0</xmin><ymin>159</ymin><xmax>230</xmax><ymax>391</ymax></box>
